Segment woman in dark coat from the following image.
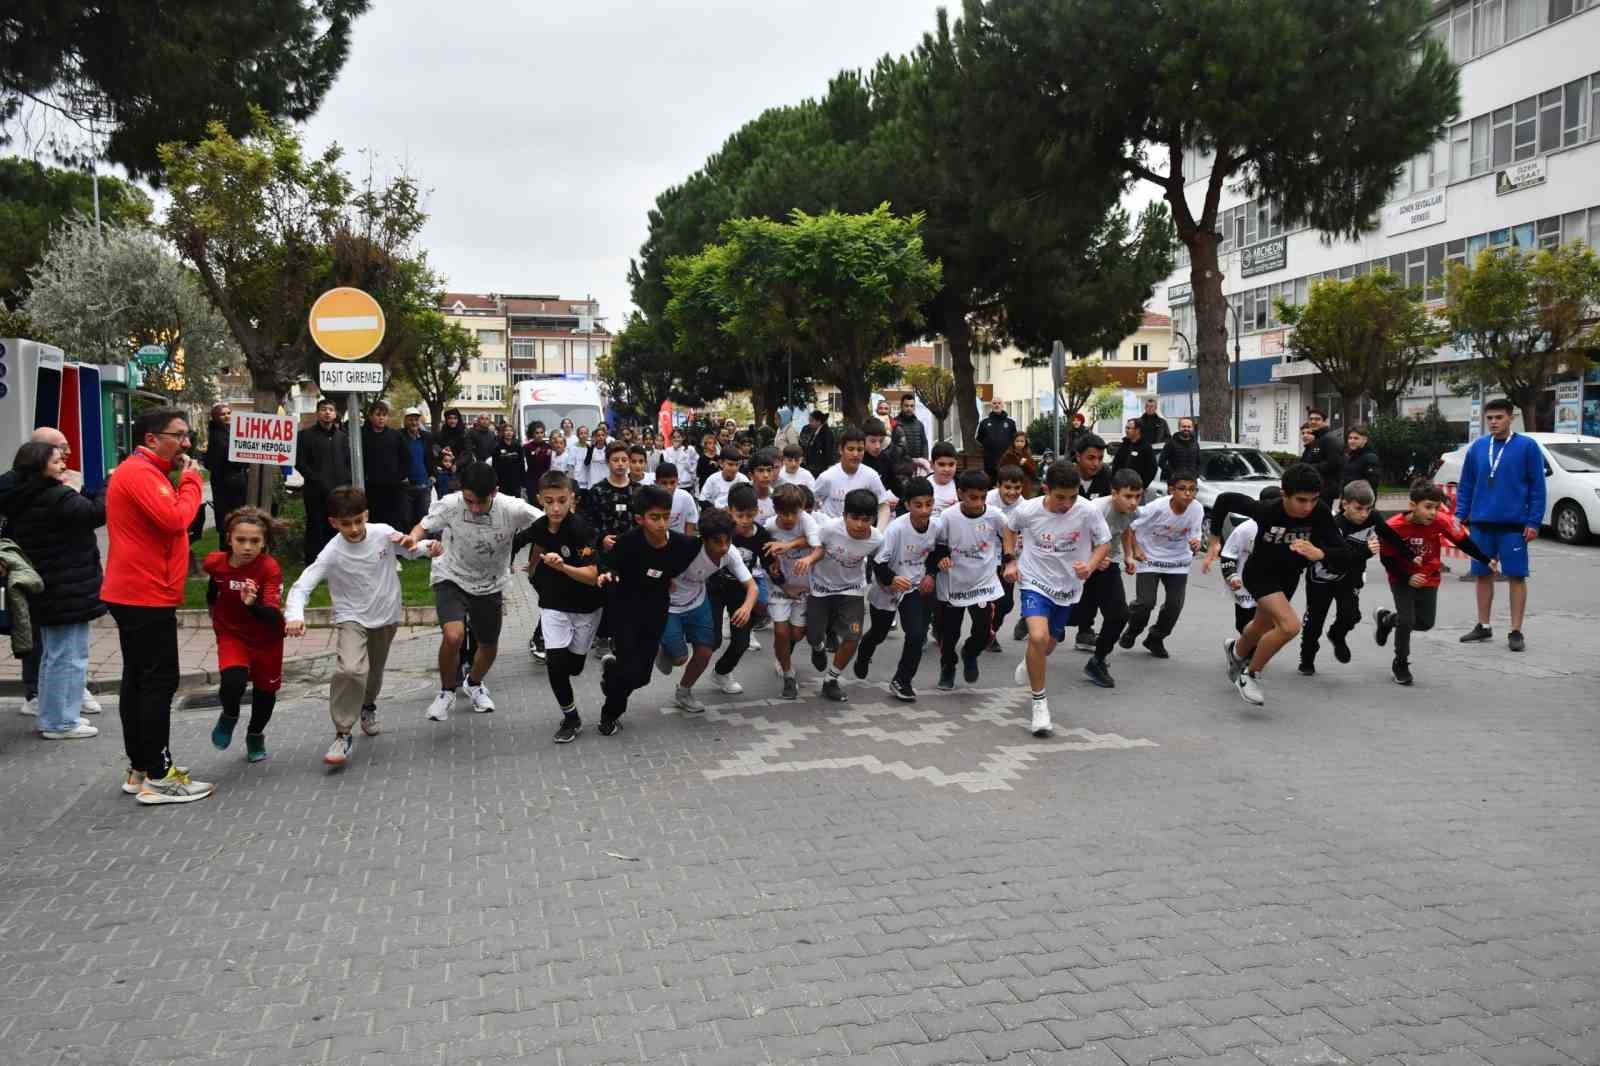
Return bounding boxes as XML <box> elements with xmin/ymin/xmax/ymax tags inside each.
<box><xmin>4</xmin><ymin>441</ymin><xmax>106</xmax><ymax>738</ymax></box>
<box><xmin>490</xmin><ymin>423</ymin><xmax>527</xmax><ymax>500</ymax></box>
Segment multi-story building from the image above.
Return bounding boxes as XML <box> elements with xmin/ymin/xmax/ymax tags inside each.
<box><xmin>440</xmin><ymin>293</ymin><xmax>509</xmax><ymax>421</ymax></box>
<box><xmin>438</xmin><ymin>293</ymin><xmax>612</xmax><ymax>423</ymax></box>
<box><xmin>1155</xmin><ymin>0</ymin><xmax>1600</xmax><ymax>449</ymax></box>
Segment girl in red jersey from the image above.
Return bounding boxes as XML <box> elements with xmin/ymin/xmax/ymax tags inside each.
<box><xmin>1375</xmin><ymin>480</ymin><xmax>1496</xmax><ymax>687</ymax></box>
<box><xmin>203</xmin><ymin>507</ymin><xmax>287</xmax><ymax>761</ymax></box>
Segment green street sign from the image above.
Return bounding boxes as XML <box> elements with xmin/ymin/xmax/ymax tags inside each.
<box><xmin>136</xmin><ymin>343</ymin><xmax>168</xmax><ymax>365</ymax></box>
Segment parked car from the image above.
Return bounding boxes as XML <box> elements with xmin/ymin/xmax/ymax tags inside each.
<box><xmin>1149</xmin><ymin>442</ymin><xmax>1284</xmax><ymax>520</ymax></box>
<box><xmin>1433</xmin><ymin>432</ymin><xmax>1600</xmax><ymax>545</ymax></box>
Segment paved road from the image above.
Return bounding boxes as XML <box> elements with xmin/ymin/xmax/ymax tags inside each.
<box><xmin>1</xmin><ymin>539</ymin><xmax>1596</xmax><ymax>1066</ymax></box>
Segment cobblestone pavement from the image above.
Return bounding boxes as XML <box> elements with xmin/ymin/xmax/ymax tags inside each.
<box><xmin>0</xmin><ymin>541</ymin><xmax>1596</xmax><ymax>1066</ymax></box>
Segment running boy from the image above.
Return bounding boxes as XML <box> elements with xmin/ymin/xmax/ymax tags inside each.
<box><xmin>1213</xmin><ymin>485</ymin><xmax>1281</xmax><ymax>635</ymax></box>
<box><xmin>286</xmin><ymin>487</ymin><xmax>437</xmax><ymax>766</ymax></box>
<box><xmin>986</xmin><ymin>465</ymin><xmax>1027</xmax><ymax>650</ymax></box>
<box><xmin>519</xmin><ymin>471</ymin><xmax>603</xmax><ymax>743</ymax></box>
<box><xmin>1297</xmin><ymin>479</ymin><xmax>1414</xmax><ymax>675</ymax></box>
<box><xmin>1003</xmin><ymin>462</ymin><xmax>1113</xmax><ymax>734</ymax></box>
<box><xmin>928</xmin><ymin>441</ymin><xmax>960</xmax><ymax>514</ymax></box>
<box><xmin>748</xmin><ymin>448</ymin><xmax>778</xmax><ymax>521</ymax></box>
<box><xmin>930</xmin><ymin>469</ymin><xmax>1008</xmax><ymax>690</ymax></box>
<box><xmin>654</xmin><ymin>507</ymin><xmax>758</xmax><ymax>711</ymax></box>
<box><xmin>1078</xmin><ymin>468</ymin><xmax>1145</xmax><ymax>688</ymax></box>
<box><xmin>804</xmin><ymin>488</ymin><xmax>884</xmax><ymax>701</ymax></box>
<box><xmin>706</xmin><ymin>484</ymin><xmax>775</xmax><ymax>695</ymax></box>
<box><xmin>1375</xmin><ymin>479</ymin><xmax>1496</xmax><ymax>686</ymax></box>
<box><xmin>204</xmin><ymin>507</ymin><xmax>286</xmax><ymax>763</ymax></box>
<box><xmin>1120</xmin><ymin>470</ymin><xmax>1205</xmax><ymax>658</ymax></box>
<box><xmin>778</xmin><ymin>444</ymin><xmax>816</xmax><ymax>489</ymax></box>
<box><xmin>654</xmin><ymin>463</ymin><xmax>700</xmax><ymax>536</ymax></box>
<box><xmin>857</xmin><ymin>477</ymin><xmax>941</xmax><ymax>701</ymax></box>
<box><xmin>1204</xmin><ymin>465</ymin><xmax>1359</xmax><ymax>705</ymax></box>
<box><xmin>763</xmin><ymin>483</ymin><xmax>824</xmax><ymax>699</ymax></box>
<box><xmin>699</xmin><ymin>447</ymin><xmax>749</xmax><ymax>509</ymax></box>
<box><xmin>814</xmin><ymin>428</ymin><xmax>891</xmax><ymax>524</ymax></box>
<box><xmin>627</xmin><ymin>444</ymin><xmax>650</xmax><ymax>485</ymax></box>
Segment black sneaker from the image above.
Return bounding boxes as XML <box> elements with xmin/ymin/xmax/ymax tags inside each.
<box><xmin>889</xmin><ymin>679</ymin><xmax>916</xmax><ymax>702</ymax></box>
<box><xmin>810</xmin><ymin>645</ymin><xmax>828</xmax><ymax>672</ymax></box>
<box><xmin>781</xmin><ymin>675</ymin><xmax>799</xmax><ymax>700</ymax></box>
<box><xmin>1118</xmin><ymin>628</ymin><xmax>1138</xmax><ymax>650</ymax></box>
<box><xmin>825</xmin><ymin>633</ymin><xmax>839</xmax><ymax>653</ymax></box>
<box><xmin>1142</xmin><ymin>634</ymin><xmax>1169</xmax><ymax>659</ymax></box>
<box><xmin>1508</xmin><ymin>630</ymin><xmax>1526</xmax><ymax>652</ymax></box>
<box><xmin>553</xmin><ymin>713</ymin><xmax>581</xmax><ymax>744</ymax></box>
<box><xmin>1459</xmin><ymin>623</ymin><xmax>1492</xmax><ymax>643</ymax></box>
<box><xmin>596</xmin><ymin>715</ymin><xmax>622</xmax><ymax>737</ymax></box>
<box><xmin>962</xmin><ymin>651</ymin><xmax>981</xmax><ymax>683</ymax></box>
<box><xmin>985</xmin><ymin>637</ymin><xmax>1002</xmax><ymax>653</ymax></box>
<box><xmin>820</xmin><ymin>678</ymin><xmax>849</xmax><ymax>702</ymax></box>
<box><xmin>1374</xmin><ymin>609</ymin><xmax>1395</xmax><ymax>647</ymax></box>
<box><xmin>1074</xmin><ymin>631</ymin><xmax>1097</xmax><ymax>652</ymax></box>
<box><xmin>853</xmin><ymin>656</ymin><xmax>871</xmax><ymax>680</ymax></box>
<box><xmin>937</xmin><ymin>667</ymin><xmax>956</xmax><ymax>691</ymax></box>
<box><xmin>1297</xmin><ymin>661</ymin><xmax>1316</xmax><ymax>676</ymax></box>
<box><xmin>1392</xmin><ymin>660</ymin><xmax>1414</xmax><ymax>686</ymax></box>
<box><xmin>1012</xmin><ymin>619</ymin><xmax>1027</xmax><ymax>641</ymax></box>
<box><xmin>1330</xmin><ymin>631</ymin><xmax>1352</xmax><ymax>664</ymax></box>
<box><xmin>1083</xmin><ymin>657</ymin><xmax>1115</xmax><ymax>689</ymax></box>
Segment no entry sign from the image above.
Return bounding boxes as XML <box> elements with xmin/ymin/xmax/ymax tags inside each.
<box><xmin>228</xmin><ymin>412</ymin><xmax>298</xmax><ymax>466</ymax></box>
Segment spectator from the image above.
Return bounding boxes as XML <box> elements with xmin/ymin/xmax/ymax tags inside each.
<box><xmin>998</xmin><ymin>431</ymin><xmax>1040</xmax><ymax>495</ymax></box>
<box><xmin>891</xmin><ymin>394</ymin><xmax>929</xmax><ymax>461</ymax></box>
<box><xmin>4</xmin><ymin>440</ymin><xmax>106</xmax><ymax>739</ymax></box>
<box><xmin>491</xmin><ymin>422</ymin><xmax>528</xmax><ymax>500</ymax></box>
<box><xmin>437</xmin><ymin>408</ymin><xmax>470</xmax><ymax>465</ymax></box>
<box><xmin>1341</xmin><ymin>425</ymin><xmax>1382</xmax><ymax>493</ymax></box>
<box><xmin>360</xmin><ymin>401</ymin><xmax>408</xmax><ymax>529</ymax></box>
<box><xmin>467</xmin><ymin>414</ymin><xmax>499</xmax><ymax>464</ymax></box>
<box><xmin>102</xmin><ymin>407</ymin><xmax>213</xmax><ymax>803</ymax></box>
<box><xmin>523</xmin><ymin>421</ymin><xmax>552</xmax><ymax>501</ymax></box>
<box><xmin>399</xmin><ymin>408</ymin><xmax>437</xmax><ymax>531</ymax></box>
<box><xmin>1303</xmin><ymin>407</ymin><xmax>1346</xmax><ymax>508</ymax></box>
<box><xmin>1160</xmin><ymin>416</ymin><xmax>1201</xmax><ymax>479</ymax></box>
<box><xmin>1113</xmin><ymin>419</ymin><xmax>1158</xmax><ymax>488</ymax></box>
<box><xmin>1136</xmin><ymin>398</ymin><xmax>1171</xmax><ymax>446</ymax></box>
<box><xmin>976</xmin><ymin>398</ymin><xmax>1017</xmax><ymax>479</ymax></box>
<box><xmin>295</xmin><ymin>398</ymin><xmax>350</xmax><ymax>563</ymax></box>
<box><xmin>802</xmin><ymin>410</ymin><xmax>835</xmax><ymax>476</ymax></box>
<box><xmin>202</xmin><ymin>402</ymin><xmax>247</xmax><ymax>529</ymax></box>
<box><xmin>435</xmin><ymin>447</ymin><xmax>460</xmax><ymax>498</ymax></box>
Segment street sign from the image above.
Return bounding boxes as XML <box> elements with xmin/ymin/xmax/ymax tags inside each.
<box><xmin>319</xmin><ymin>361</ymin><xmax>385</xmax><ymax>392</ymax></box>
<box><xmin>308</xmin><ymin>287</ymin><xmax>386</xmax><ymax>360</ymax></box>
<box><xmin>228</xmin><ymin>411</ymin><xmax>297</xmax><ymax>466</ymax></box>
<box><xmin>136</xmin><ymin>343</ymin><xmax>168</xmax><ymax>366</ymax></box>
<box><xmin>1050</xmin><ymin>340</ymin><xmax>1066</xmax><ymax>390</ymax></box>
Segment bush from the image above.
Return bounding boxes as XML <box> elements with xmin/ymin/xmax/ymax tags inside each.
<box><xmin>1027</xmin><ymin>415</ymin><xmax>1066</xmax><ymax>457</ymax></box>
<box><xmin>1368</xmin><ymin>408</ymin><xmax>1462</xmax><ymax>483</ymax></box>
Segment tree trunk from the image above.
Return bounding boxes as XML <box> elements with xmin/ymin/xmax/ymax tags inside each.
<box><xmin>940</xmin><ymin>306</ymin><xmax>980</xmax><ymax>451</ymax></box>
<box><xmin>1339</xmin><ymin>392</ymin><xmax>1362</xmax><ymax>434</ymax></box>
<box><xmin>1186</xmin><ymin>231</ymin><xmax>1233</xmax><ymax>443</ymax></box>
<box><xmin>837</xmin><ymin>360</ymin><xmax>872</xmax><ymax>431</ymax></box>
<box><xmin>1511</xmin><ymin>383</ymin><xmax>1540</xmax><ymax>432</ymax></box>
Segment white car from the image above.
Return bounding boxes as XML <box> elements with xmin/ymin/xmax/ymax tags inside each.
<box><xmin>1433</xmin><ymin>432</ymin><xmax>1600</xmax><ymax>545</ymax></box>
<box><xmin>1149</xmin><ymin>442</ymin><xmax>1285</xmax><ymax>519</ymax></box>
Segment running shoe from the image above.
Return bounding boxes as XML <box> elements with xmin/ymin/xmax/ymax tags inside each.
<box><xmin>985</xmin><ymin>637</ymin><xmax>1002</xmax><ymax>654</ymax></box>
<box><xmin>820</xmin><ymin>678</ymin><xmax>849</xmax><ymax>703</ymax></box>
<box><xmin>1029</xmin><ymin>700</ymin><xmax>1053</xmax><ymax>738</ymax></box>
<box><xmin>810</xmin><ymin>645</ymin><xmax>828</xmax><ymax>672</ymax></box>
<box><xmin>466</xmin><ymin>683</ymin><xmax>496</xmax><ymax>713</ymax></box>
<box><xmin>554</xmin><ymin>713</ymin><xmax>581</xmax><ymax>743</ymax></box>
<box><xmin>712</xmin><ymin>672</ymin><xmax>744</xmax><ymax>695</ymax></box>
<box><xmin>781</xmin><ymin>675</ymin><xmax>799</xmax><ymax>700</ymax></box>
<box><xmin>1330</xmin><ymin>631</ymin><xmax>1352</xmax><ymax>663</ymax></box>
<box><xmin>1235</xmin><ymin>670</ymin><xmax>1264</xmax><ymax>706</ymax></box>
<box><xmin>937</xmin><ymin>667</ymin><xmax>956</xmax><ymax>691</ymax></box>
<box><xmin>80</xmin><ymin>689</ymin><xmax>102</xmax><ymax>715</ymax></box>
<box><xmin>1507</xmin><ymin>630</ymin><xmax>1526</xmax><ymax>652</ymax></box>
<box><xmin>1223</xmin><ymin>638</ymin><xmax>1245</xmax><ymax>682</ymax></box>
<box><xmin>40</xmin><ymin>722</ymin><xmax>98</xmax><ymax>740</ymax></box>
<box><xmin>1459</xmin><ymin>623</ymin><xmax>1492</xmax><ymax>643</ymax></box>
<box><xmin>122</xmin><ymin>769</ymin><xmax>145</xmax><ymax>795</ymax></box>
<box><xmin>1392</xmin><ymin>660</ymin><xmax>1414</xmax><ymax>686</ymax></box>
<box><xmin>360</xmin><ymin>704</ymin><xmax>382</xmax><ymax>736</ymax></box>
<box><xmin>1298</xmin><ymin>661</ymin><xmax>1316</xmax><ymax>676</ymax></box>
<box><xmin>1013</xmin><ymin>659</ymin><xmax>1028</xmax><ymax>687</ymax></box>
<box><xmin>962</xmin><ymin>650</ymin><xmax>981</xmax><ymax>684</ymax></box>
<box><xmin>852</xmin><ymin>656</ymin><xmax>871</xmax><ymax>680</ymax></box>
<box><xmin>245</xmin><ymin>733</ymin><xmax>269</xmax><ymax>762</ymax></box>
<box><xmin>747</xmin><ymin>635</ymin><xmax>762</xmax><ymax>652</ymax></box>
<box><xmin>889</xmin><ymin>679</ymin><xmax>916</xmax><ymax>703</ymax></box>
<box><xmin>211</xmin><ymin>714</ymin><xmax>239</xmax><ymax>750</ymax></box>
<box><xmin>18</xmin><ymin>697</ymin><xmax>36</xmax><ymax>717</ymax></box>
<box><xmin>1142</xmin><ymin>634</ymin><xmax>1170</xmax><ymax>659</ymax></box>
<box><xmin>1374</xmin><ymin>609</ymin><xmax>1396</xmax><ymax>647</ymax></box>
<box><xmin>597</xmin><ymin>715</ymin><xmax>622</xmax><ymax>736</ymax></box>
<box><xmin>324</xmin><ymin>734</ymin><xmax>354</xmax><ymax>766</ymax></box>
<box><xmin>1083</xmin><ymin>657</ymin><xmax>1115</xmax><ymax>689</ymax></box>
<box><xmin>137</xmin><ymin>767</ymin><xmax>214</xmax><ymax>804</ymax></box>
<box><xmin>1074</xmin><ymin>632</ymin><xmax>1097</xmax><ymax>652</ymax></box>
<box><xmin>425</xmin><ymin>690</ymin><xmax>453</xmax><ymax>722</ymax></box>
<box><xmin>674</xmin><ymin>687</ymin><xmax>706</xmax><ymax>714</ymax></box>
<box><xmin>1118</xmin><ymin>628</ymin><xmax>1138</xmax><ymax>650</ymax></box>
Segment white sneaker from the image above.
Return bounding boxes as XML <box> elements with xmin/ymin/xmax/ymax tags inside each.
<box><xmin>674</xmin><ymin>687</ymin><xmax>706</xmax><ymax>714</ymax></box>
<box><xmin>1029</xmin><ymin>700</ymin><xmax>1053</xmax><ymax>737</ymax></box>
<box><xmin>425</xmin><ymin>690</ymin><xmax>453</xmax><ymax>721</ymax></box>
<box><xmin>466</xmin><ymin>682</ymin><xmax>496</xmax><ymax>713</ymax></box>
<box><xmin>712</xmin><ymin>672</ymin><xmax>743</xmax><ymax>695</ymax></box>
<box><xmin>80</xmin><ymin>689</ymin><xmax>102</xmax><ymax>715</ymax></box>
<box><xmin>324</xmin><ymin>734</ymin><xmax>354</xmax><ymax>765</ymax></box>
<box><xmin>1013</xmin><ymin>659</ymin><xmax>1029</xmax><ymax>687</ymax></box>
<box><xmin>19</xmin><ymin>697</ymin><xmax>37</xmax><ymax>717</ymax></box>
<box><xmin>40</xmin><ymin>722</ymin><xmax>99</xmax><ymax>740</ymax></box>
<box><xmin>1236</xmin><ymin>670</ymin><xmax>1264</xmax><ymax>706</ymax></box>
<box><xmin>747</xmin><ymin>635</ymin><xmax>762</xmax><ymax>651</ymax></box>
<box><xmin>1223</xmin><ymin>638</ymin><xmax>1245</xmax><ymax>682</ymax></box>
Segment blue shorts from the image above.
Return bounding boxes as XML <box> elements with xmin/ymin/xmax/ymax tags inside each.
<box><xmin>661</xmin><ymin>598</ymin><xmax>717</xmax><ymax>660</ymax></box>
<box><xmin>754</xmin><ymin>571</ymin><xmax>770</xmax><ymax>607</ymax></box>
<box><xmin>1469</xmin><ymin>526</ymin><xmax>1530</xmax><ymax>578</ymax></box>
<box><xmin>1019</xmin><ymin>589</ymin><xmax>1075</xmax><ymax>642</ymax></box>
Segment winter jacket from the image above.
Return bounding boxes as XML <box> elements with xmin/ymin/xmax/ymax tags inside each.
<box><xmin>102</xmin><ymin>447</ymin><xmax>204</xmax><ymax>608</ymax></box>
<box><xmin>997</xmin><ymin>448</ymin><xmax>1040</xmax><ymax>492</ymax></box>
<box><xmin>436</xmin><ymin>424</ymin><xmax>470</xmax><ymax>465</ymax></box>
<box><xmin>1340</xmin><ymin>446</ymin><xmax>1382</xmax><ymax>492</ymax></box>
<box><xmin>1</xmin><ymin>475</ymin><xmax>107</xmax><ymax>626</ymax></box>
<box><xmin>468</xmin><ymin>427</ymin><xmax>500</xmax><ymax>463</ymax></box>
<box><xmin>1136</xmin><ymin>412</ymin><xmax>1171</xmax><ymax>446</ymax></box>
<box><xmin>1159</xmin><ymin>432</ymin><xmax>1202</xmax><ymax>478</ymax></box>
<box><xmin>523</xmin><ymin>441</ymin><xmax>552</xmax><ymax>489</ymax></box>
<box><xmin>1455</xmin><ymin>432</ymin><xmax>1547</xmax><ymax>529</ymax></box>
<box><xmin>0</xmin><ymin>538</ymin><xmax>43</xmax><ymax>657</ymax></box>
<box><xmin>1113</xmin><ymin>438</ymin><xmax>1158</xmax><ymax>488</ymax></box>
<box><xmin>295</xmin><ymin>422</ymin><xmax>351</xmax><ymax>489</ymax></box>
<box><xmin>400</xmin><ymin>428</ymin><xmax>437</xmax><ymax>484</ymax></box>
<box><xmin>891</xmin><ymin>413</ymin><xmax>929</xmax><ymax>461</ymax></box>
<box><xmin>361</xmin><ymin>424</ymin><xmax>407</xmax><ymax>487</ymax></box>
<box><xmin>803</xmin><ymin>424</ymin><xmax>835</xmax><ymax>475</ymax></box>
<box><xmin>202</xmin><ymin>419</ymin><xmax>247</xmax><ymax>496</ymax></box>
<box><xmin>976</xmin><ymin>414</ymin><xmax>1017</xmax><ymax>463</ymax></box>
<box><xmin>491</xmin><ymin>442</ymin><xmax>527</xmax><ymax>498</ymax></box>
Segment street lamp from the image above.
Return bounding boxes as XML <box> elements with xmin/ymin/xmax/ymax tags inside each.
<box><xmin>1220</xmin><ymin>302</ymin><xmax>1242</xmax><ymax>443</ymax></box>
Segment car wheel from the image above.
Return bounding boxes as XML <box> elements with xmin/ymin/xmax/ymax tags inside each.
<box><xmin>1552</xmin><ymin>500</ymin><xmax>1590</xmax><ymax>544</ymax></box>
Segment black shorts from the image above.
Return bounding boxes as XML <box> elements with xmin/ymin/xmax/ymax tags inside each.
<box><xmin>434</xmin><ymin>581</ymin><xmax>504</xmax><ymax>645</ymax></box>
<box><xmin>805</xmin><ymin>593</ymin><xmax>865</xmax><ymax>644</ymax></box>
<box><xmin>1243</xmin><ymin>569</ymin><xmax>1301</xmax><ymax>605</ymax></box>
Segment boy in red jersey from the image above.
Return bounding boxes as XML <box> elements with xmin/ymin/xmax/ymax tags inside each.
<box><xmin>203</xmin><ymin>507</ymin><xmax>287</xmax><ymax>762</ymax></box>
<box><xmin>1375</xmin><ymin>479</ymin><xmax>1496</xmax><ymax>686</ymax></box>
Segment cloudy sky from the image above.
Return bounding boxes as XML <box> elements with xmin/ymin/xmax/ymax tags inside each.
<box><xmin>298</xmin><ymin>0</ymin><xmax>952</xmax><ymax>328</ymax></box>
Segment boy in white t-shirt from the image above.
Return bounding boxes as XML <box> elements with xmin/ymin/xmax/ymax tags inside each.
<box><xmin>762</xmin><ymin>483</ymin><xmax>823</xmax><ymax>699</ymax></box>
<box><xmin>653</xmin><ymin>508</ymin><xmax>757</xmax><ymax>714</ymax></box>
<box><xmin>856</xmin><ymin>476</ymin><xmax>941</xmax><ymax>701</ymax></box>
<box><xmin>777</xmin><ymin>444</ymin><xmax>815</xmax><ymax>489</ymax></box>
<box><xmin>654</xmin><ymin>464</ymin><xmax>700</xmax><ymax>536</ymax></box>
<box><xmin>986</xmin><ymin>464</ymin><xmax>1027</xmax><ymax>650</ymax></box>
<box><xmin>1004</xmin><ymin>461</ymin><xmax>1113</xmax><ymax>735</ymax></box>
<box><xmin>930</xmin><ymin>469</ymin><xmax>1009</xmax><ymax>691</ymax></box>
<box><xmin>928</xmin><ymin>441</ymin><xmax>960</xmax><ymax>515</ymax></box>
<box><xmin>749</xmin><ymin>448</ymin><xmax>778</xmax><ymax>522</ymax></box>
<box><xmin>1119</xmin><ymin>470</ymin><xmax>1205</xmax><ymax>659</ymax></box>
<box><xmin>700</xmin><ymin>448</ymin><xmax>749</xmax><ymax>509</ymax></box>
<box><xmin>804</xmin><ymin>488</ymin><xmax>885</xmax><ymax>702</ymax></box>
<box><xmin>813</xmin><ymin>428</ymin><xmax>890</xmax><ymax>525</ymax></box>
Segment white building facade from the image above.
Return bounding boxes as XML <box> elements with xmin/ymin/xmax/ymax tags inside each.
<box><xmin>1157</xmin><ymin>0</ymin><xmax>1600</xmax><ymax>448</ymax></box>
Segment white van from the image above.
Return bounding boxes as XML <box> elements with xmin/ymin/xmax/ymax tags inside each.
<box><xmin>513</xmin><ymin>376</ymin><xmax>606</xmax><ymax>438</ymax></box>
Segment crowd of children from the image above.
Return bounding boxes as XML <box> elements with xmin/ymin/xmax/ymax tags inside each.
<box><xmin>147</xmin><ymin>411</ymin><xmax>1516</xmax><ymax>774</ymax></box>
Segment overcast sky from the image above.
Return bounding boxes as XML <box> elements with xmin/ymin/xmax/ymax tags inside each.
<box><xmin>297</xmin><ymin>0</ymin><xmax>952</xmax><ymax>328</ymax></box>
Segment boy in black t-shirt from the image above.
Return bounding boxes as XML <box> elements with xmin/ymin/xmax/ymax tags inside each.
<box><xmin>517</xmin><ymin>471</ymin><xmax>603</xmax><ymax>743</ymax></box>
<box><xmin>707</xmin><ymin>484</ymin><xmax>776</xmax><ymax>694</ymax></box>
<box><xmin>1202</xmin><ymin>464</ymin><xmax>1359</xmax><ymax>707</ymax></box>
<box><xmin>581</xmin><ymin>441</ymin><xmax>636</xmax><ymax>655</ymax></box>
<box><xmin>596</xmin><ymin>485</ymin><xmax>702</xmax><ymax>734</ymax></box>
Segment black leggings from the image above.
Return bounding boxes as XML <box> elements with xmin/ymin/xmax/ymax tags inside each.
<box><xmin>858</xmin><ymin>592</ymin><xmax>934</xmax><ymax>685</ymax></box>
<box><xmin>1301</xmin><ymin>579</ymin><xmax>1361</xmax><ymax>663</ymax></box>
<box><xmin>1389</xmin><ymin>582</ymin><xmax>1438</xmax><ymax>663</ymax></box>
<box><xmin>219</xmin><ymin>666</ymin><xmax>277</xmax><ymax>734</ymax></box>
<box><xmin>600</xmin><ymin>616</ymin><xmax>664</xmax><ymax>722</ymax></box>
<box><xmin>710</xmin><ymin>583</ymin><xmax>763</xmax><ymax>676</ymax></box>
<box><xmin>547</xmin><ymin>648</ymin><xmax>588</xmax><ymax>712</ymax></box>
<box><xmin>938</xmin><ymin>603</ymin><xmax>993</xmax><ymax>670</ymax></box>
<box><xmin>1073</xmin><ymin>567</ymin><xmax>1129</xmax><ymax>658</ymax></box>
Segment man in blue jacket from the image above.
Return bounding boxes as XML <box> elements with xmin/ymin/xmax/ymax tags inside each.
<box><xmin>1455</xmin><ymin>399</ymin><xmax>1544</xmax><ymax>652</ymax></box>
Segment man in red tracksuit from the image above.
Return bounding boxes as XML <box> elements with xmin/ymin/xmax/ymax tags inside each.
<box><xmin>102</xmin><ymin>407</ymin><xmax>214</xmax><ymax>804</ymax></box>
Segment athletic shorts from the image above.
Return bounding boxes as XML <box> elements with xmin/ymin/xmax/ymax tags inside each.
<box><xmin>806</xmin><ymin>593</ymin><xmax>865</xmax><ymax>645</ymax></box>
<box><xmin>541</xmin><ymin>607</ymin><xmax>601</xmax><ymax>654</ymax></box>
<box><xmin>1243</xmin><ymin>566</ymin><xmax>1301</xmax><ymax>605</ymax></box>
<box><xmin>769</xmin><ymin>588</ymin><xmax>808</xmax><ymax>624</ymax></box>
<box><xmin>1470</xmin><ymin>526</ymin><xmax>1531</xmax><ymax>578</ymax></box>
<box><xmin>434</xmin><ymin>581</ymin><xmax>504</xmax><ymax>645</ymax></box>
<box><xmin>216</xmin><ymin>633</ymin><xmax>284</xmax><ymax>693</ymax></box>
<box><xmin>661</xmin><ymin>598</ymin><xmax>717</xmax><ymax>660</ymax></box>
<box><xmin>1019</xmin><ymin>589</ymin><xmax>1075</xmax><ymax>642</ymax></box>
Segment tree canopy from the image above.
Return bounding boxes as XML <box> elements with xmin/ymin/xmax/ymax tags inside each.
<box><xmin>0</xmin><ymin>157</ymin><xmax>151</xmax><ymax>303</ymax></box>
<box><xmin>394</xmin><ymin>309</ymin><xmax>479</xmax><ymax>430</ymax></box>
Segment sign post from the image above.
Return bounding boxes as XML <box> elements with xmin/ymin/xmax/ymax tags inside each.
<box><xmin>309</xmin><ymin>287</ymin><xmax>386</xmax><ymax>489</ymax></box>
<box><xmin>1050</xmin><ymin>340</ymin><xmax>1066</xmax><ymax>458</ymax></box>
<box><xmin>135</xmin><ymin>343</ymin><xmax>168</xmax><ymax>367</ymax></box>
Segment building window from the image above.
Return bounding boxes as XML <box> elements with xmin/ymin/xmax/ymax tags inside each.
<box><xmin>1563</xmin><ymin>78</ymin><xmax>1588</xmax><ymax>145</ymax></box>
<box><xmin>1132</xmin><ymin>343</ymin><xmax>1150</xmax><ymax>362</ymax></box>
<box><xmin>1491</xmin><ymin>106</ymin><xmax>1514</xmax><ymax>167</ymax></box>
<box><xmin>1102</xmin><ymin>347</ymin><xmax>1117</xmax><ymax>361</ymax></box>
<box><xmin>476</xmin><ymin>329</ymin><xmax>503</xmax><ymax>346</ymax></box>
<box><xmin>511</xmin><ymin>337</ymin><xmax>535</xmax><ymax>359</ymax></box>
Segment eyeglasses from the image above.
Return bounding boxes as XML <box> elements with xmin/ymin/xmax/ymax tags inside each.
<box><xmin>157</xmin><ymin>430</ymin><xmax>192</xmax><ymax>440</ymax></box>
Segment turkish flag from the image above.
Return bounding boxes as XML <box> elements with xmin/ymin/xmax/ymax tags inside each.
<box><xmin>658</xmin><ymin>401</ymin><xmax>674</xmax><ymax>440</ymax></box>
